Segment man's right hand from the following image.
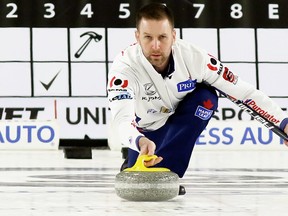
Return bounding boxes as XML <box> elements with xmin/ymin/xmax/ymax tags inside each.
<box><xmin>138</xmin><ymin>136</ymin><xmax>163</xmax><ymax>167</ymax></box>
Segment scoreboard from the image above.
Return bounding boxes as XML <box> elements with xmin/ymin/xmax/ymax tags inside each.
<box><xmin>0</xmin><ymin>0</ymin><xmax>287</xmax><ymax>143</ymax></box>
<box><xmin>1</xmin><ymin>0</ymin><xmax>288</xmax><ymax>28</ymax></box>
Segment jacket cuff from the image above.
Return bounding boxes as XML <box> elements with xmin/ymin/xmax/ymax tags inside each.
<box><xmin>135</xmin><ymin>135</ymin><xmax>144</xmax><ymax>151</ymax></box>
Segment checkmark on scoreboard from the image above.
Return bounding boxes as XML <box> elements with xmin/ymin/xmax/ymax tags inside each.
<box><xmin>40</xmin><ymin>70</ymin><xmax>61</xmax><ymax>91</ymax></box>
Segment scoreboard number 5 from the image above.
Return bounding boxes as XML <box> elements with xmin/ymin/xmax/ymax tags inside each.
<box><xmin>119</xmin><ymin>3</ymin><xmax>130</xmax><ymax>19</ymax></box>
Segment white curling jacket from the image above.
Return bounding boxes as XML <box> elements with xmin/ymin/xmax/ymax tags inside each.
<box><xmin>107</xmin><ymin>39</ymin><xmax>287</xmax><ymax>151</ymax></box>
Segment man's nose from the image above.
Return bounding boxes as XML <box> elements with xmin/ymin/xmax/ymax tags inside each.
<box><xmin>152</xmin><ymin>39</ymin><xmax>160</xmax><ymax>50</ymax></box>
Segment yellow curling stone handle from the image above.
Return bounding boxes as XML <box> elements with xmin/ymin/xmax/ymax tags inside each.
<box><xmin>124</xmin><ymin>155</ymin><xmax>170</xmax><ymax>172</ymax></box>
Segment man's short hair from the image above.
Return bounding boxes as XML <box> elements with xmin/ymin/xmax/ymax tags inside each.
<box><xmin>136</xmin><ymin>3</ymin><xmax>175</xmax><ymax>29</ymax></box>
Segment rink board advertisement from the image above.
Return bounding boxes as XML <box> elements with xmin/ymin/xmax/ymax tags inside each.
<box><xmin>0</xmin><ymin>120</ymin><xmax>59</xmax><ymax>150</ymax></box>
<box><xmin>0</xmin><ymin>0</ymin><xmax>287</xmax><ymax>148</ymax></box>
<box><xmin>196</xmin><ymin>121</ymin><xmax>286</xmax><ymax>150</ymax></box>
<box><xmin>0</xmin><ymin>98</ymin><xmax>109</xmax><ymax>139</ymax></box>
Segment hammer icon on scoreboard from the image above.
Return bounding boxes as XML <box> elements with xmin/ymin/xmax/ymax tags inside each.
<box><xmin>74</xmin><ymin>31</ymin><xmax>102</xmax><ymax>58</ymax></box>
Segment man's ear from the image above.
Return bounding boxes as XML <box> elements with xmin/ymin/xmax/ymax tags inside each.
<box><xmin>172</xmin><ymin>29</ymin><xmax>176</xmax><ymax>43</ymax></box>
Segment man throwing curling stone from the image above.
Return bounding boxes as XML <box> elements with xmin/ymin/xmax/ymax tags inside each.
<box><xmin>107</xmin><ymin>3</ymin><xmax>288</xmax><ymax>194</ymax></box>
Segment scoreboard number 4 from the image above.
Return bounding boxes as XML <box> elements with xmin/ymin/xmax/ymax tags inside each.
<box><xmin>80</xmin><ymin>3</ymin><xmax>94</xmax><ymax>18</ymax></box>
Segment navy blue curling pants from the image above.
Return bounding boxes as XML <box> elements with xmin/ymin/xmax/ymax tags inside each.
<box><xmin>127</xmin><ymin>83</ymin><xmax>218</xmax><ymax>178</ymax></box>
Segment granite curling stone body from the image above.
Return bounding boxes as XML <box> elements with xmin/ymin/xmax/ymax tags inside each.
<box><xmin>115</xmin><ymin>155</ymin><xmax>179</xmax><ymax>201</ymax></box>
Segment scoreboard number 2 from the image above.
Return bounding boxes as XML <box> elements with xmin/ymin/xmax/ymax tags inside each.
<box><xmin>6</xmin><ymin>3</ymin><xmax>18</xmax><ymax>18</ymax></box>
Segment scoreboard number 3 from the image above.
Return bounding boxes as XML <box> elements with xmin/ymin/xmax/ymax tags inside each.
<box><xmin>44</xmin><ymin>3</ymin><xmax>55</xmax><ymax>18</ymax></box>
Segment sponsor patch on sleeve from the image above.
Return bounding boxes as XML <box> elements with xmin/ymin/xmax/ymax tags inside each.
<box><xmin>109</xmin><ymin>92</ymin><xmax>132</xmax><ymax>102</ymax></box>
<box><xmin>207</xmin><ymin>54</ymin><xmax>223</xmax><ymax>75</ymax></box>
<box><xmin>177</xmin><ymin>79</ymin><xmax>197</xmax><ymax>92</ymax></box>
<box><xmin>109</xmin><ymin>76</ymin><xmax>128</xmax><ymax>89</ymax></box>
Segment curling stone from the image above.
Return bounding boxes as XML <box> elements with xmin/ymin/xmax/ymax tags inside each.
<box><xmin>115</xmin><ymin>155</ymin><xmax>179</xmax><ymax>201</ymax></box>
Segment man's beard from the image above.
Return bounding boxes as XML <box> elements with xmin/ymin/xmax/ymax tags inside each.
<box><xmin>147</xmin><ymin>54</ymin><xmax>168</xmax><ymax>70</ymax></box>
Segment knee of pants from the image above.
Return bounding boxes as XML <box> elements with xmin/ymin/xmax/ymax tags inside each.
<box><xmin>191</xmin><ymin>84</ymin><xmax>218</xmax><ymax>110</ymax></box>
